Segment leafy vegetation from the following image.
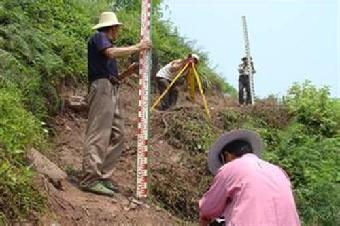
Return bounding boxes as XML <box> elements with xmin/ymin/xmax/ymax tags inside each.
<box><xmin>0</xmin><ymin>0</ymin><xmax>108</xmax><ymax>222</ymax></box>
<box><xmin>0</xmin><ymin>87</ymin><xmax>46</xmax><ymax>223</ymax></box>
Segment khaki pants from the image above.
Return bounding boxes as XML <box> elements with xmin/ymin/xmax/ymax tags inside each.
<box><xmin>80</xmin><ymin>79</ymin><xmax>124</xmax><ymax>188</ymax></box>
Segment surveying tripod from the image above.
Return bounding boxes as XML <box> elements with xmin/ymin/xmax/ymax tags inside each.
<box><xmin>151</xmin><ymin>58</ymin><xmax>210</xmax><ymax>118</ymax></box>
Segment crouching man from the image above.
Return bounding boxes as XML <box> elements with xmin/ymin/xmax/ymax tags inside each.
<box><xmin>155</xmin><ymin>54</ymin><xmax>199</xmax><ymax>110</ymax></box>
<box><xmin>199</xmin><ymin>129</ymin><xmax>300</xmax><ymax>226</ymax></box>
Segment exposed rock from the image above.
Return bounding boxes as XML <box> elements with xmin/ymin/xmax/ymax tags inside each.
<box><xmin>27</xmin><ymin>148</ymin><xmax>67</xmax><ymax>190</ymax></box>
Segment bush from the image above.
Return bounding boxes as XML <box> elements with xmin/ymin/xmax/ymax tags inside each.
<box><xmin>0</xmin><ymin>87</ymin><xmax>46</xmax><ymax>222</ymax></box>
<box><xmin>285</xmin><ymin>81</ymin><xmax>339</xmax><ymax>137</ymax></box>
<box><xmin>0</xmin><ymin>0</ymin><xmax>107</xmax><ymax>117</ymax></box>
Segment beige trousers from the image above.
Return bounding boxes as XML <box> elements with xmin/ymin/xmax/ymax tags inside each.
<box><xmin>80</xmin><ymin>79</ymin><xmax>124</xmax><ymax>188</ymax></box>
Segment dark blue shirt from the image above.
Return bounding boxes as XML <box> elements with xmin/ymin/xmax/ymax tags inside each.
<box><xmin>88</xmin><ymin>32</ymin><xmax>118</xmax><ymax>83</ymax></box>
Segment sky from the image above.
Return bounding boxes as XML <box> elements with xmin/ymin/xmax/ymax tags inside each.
<box><xmin>161</xmin><ymin>0</ymin><xmax>339</xmax><ymax>98</ymax></box>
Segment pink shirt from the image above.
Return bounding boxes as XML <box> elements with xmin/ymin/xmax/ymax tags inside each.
<box><xmin>199</xmin><ymin>154</ymin><xmax>300</xmax><ymax>226</ymax></box>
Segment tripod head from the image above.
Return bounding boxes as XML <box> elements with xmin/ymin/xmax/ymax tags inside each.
<box><xmin>187</xmin><ymin>53</ymin><xmax>200</xmax><ymax>65</ymax></box>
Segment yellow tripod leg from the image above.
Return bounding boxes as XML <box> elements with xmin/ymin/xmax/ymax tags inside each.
<box><xmin>187</xmin><ymin>67</ymin><xmax>196</xmax><ymax>101</ymax></box>
<box><xmin>192</xmin><ymin>65</ymin><xmax>211</xmax><ymax>119</ymax></box>
<box><xmin>151</xmin><ymin>63</ymin><xmax>189</xmax><ymax>111</ymax></box>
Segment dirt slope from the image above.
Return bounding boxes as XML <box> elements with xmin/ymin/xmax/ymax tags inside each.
<box><xmin>35</xmin><ymin>80</ymin><xmax>186</xmax><ymax>225</ymax></box>
<box><xmin>31</xmin><ymin>76</ymin><xmax>236</xmax><ymax>225</ymax></box>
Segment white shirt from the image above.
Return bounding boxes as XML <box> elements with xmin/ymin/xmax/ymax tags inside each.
<box><xmin>156</xmin><ymin>63</ymin><xmax>173</xmax><ymax>80</ymax></box>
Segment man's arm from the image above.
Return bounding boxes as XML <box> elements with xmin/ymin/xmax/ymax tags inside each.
<box><xmin>170</xmin><ymin>58</ymin><xmax>188</xmax><ymax>73</ymax></box>
<box><xmin>199</xmin><ymin>162</ymin><xmax>239</xmax><ymax>225</ymax></box>
<box><xmin>103</xmin><ymin>40</ymin><xmax>151</xmax><ymax>59</ymax></box>
<box><xmin>199</xmin><ymin>170</ymin><xmax>229</xmax><ymax>223</ymax></box>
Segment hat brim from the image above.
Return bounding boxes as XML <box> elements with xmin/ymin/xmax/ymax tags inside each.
<box><xmin>208</xmin><ymin>129</ymin><xmax>263</xmax><ymax>175</ymax></box>
<box><xmin>92</xmin><ymin>22</ymin><xmax>123</xmax><ymax>30</ymax></box>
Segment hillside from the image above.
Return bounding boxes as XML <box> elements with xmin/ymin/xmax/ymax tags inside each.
<box><xmin>1</xmin><ymin>0</ymin><xmax>339</xmax><ymax>226</ymax></box>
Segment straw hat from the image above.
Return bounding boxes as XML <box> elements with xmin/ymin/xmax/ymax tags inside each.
<box><xmin>92</xmin><ymin>12</ymin><xmax>122</xmax><ymax>30</ymax></box>
<box><xmin>207</xmin><ymin>129</ymin><xmax>264</xmax><ymax>175</ymax></box>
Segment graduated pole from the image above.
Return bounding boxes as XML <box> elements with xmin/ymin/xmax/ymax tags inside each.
<box><xmin>137</xmin><ymin>0</ymin><xmax>152</xmax><ymax>199</ymax></box>
<box><xmin>242</xmin><ymin>16</ymin><xmax>255</xmax><ymax>105</ymax></box>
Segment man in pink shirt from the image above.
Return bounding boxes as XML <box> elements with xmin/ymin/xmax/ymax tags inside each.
<box><xmin>199</xmin><ymin>129</ymin><xmax>300</xmax><ymax>226</ymax></box>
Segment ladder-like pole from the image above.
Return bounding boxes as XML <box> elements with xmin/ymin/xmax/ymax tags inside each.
<box><xmin>136</xmin><ymin>0</ymin><xmax>152</xmax><ymax>199</ymax></box>
<box><xmin>242</xmin><ymin>16</ymin><xmax>255</xmax><ymax>105</ymax></box>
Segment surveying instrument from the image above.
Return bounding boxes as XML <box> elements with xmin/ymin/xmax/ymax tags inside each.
<box><xmin>151</xmin><ymin>54</ymin><xmax>211</xmax><ymax>118</ymax></box>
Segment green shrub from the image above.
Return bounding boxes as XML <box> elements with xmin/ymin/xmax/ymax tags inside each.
<box><xmin>263</xmin><ymin>127</ymin><xmax>340</xmax><ymax>226</ymax></box>
<box><xmin>0</xmin><ymin>0</ymin><xmax>106</xmax><ymax>117</ymax></box>
<box><xmin>0</xmin><ymin>87</ymin><xmax>46</xmax><ymax>221</ymax></box>
<box><xmin>0</xmin><ymin>0</ymin><xmax>107</xmax><ymax>222</ymax></box>
<box><xmin>285</xmin><ymin>81</ymin><xmax>339</xmax><ymax>137</ymax></box>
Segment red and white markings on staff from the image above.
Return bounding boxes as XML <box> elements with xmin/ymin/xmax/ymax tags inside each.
<box><xmin>136</xmin><ymin>0</ymin><xmax>152</xmax><ymax>199</ymax></box>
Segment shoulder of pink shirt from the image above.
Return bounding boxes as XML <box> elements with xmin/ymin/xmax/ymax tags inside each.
<box><xmin>216</xmin><ymin>153</ymin><xmax>260</xmax><ymax>174</ymax></box>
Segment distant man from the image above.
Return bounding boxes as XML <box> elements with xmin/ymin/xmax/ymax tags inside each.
<box><xmin>199</xmin><ymin>129</ymin><xmax>300</xmax><ymax>226</ymax></box>
<box><xmin>238</xmin><ymin>57</ymin><xmax>256</xmax><ymax>105</ymax></box>
<box><xmin>155</xmin><ymin>54</ymin><xmax>199</xmax><ymax>110</ymax></box>
<box><xmin>80</xmin><ymin>12</ymin><xmax>152</xmax><ymax>196</ymax></box>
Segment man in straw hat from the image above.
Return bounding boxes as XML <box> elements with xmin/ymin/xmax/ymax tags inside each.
<box><xmin>155</xmin><ymin>53</ymin><xmax>199</xmax><ymax>110</ymax></box>
<box><xmin>199</xmin><ymin>129</ymin><xmax>300</xmax><ymax>226</ymax></box>
<box><xmin>80</xmin><ymin>12</ymin><xmax>151</xmax><ymax>196</ymax></box>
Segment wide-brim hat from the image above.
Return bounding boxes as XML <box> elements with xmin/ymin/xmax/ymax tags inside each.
<box><xmin>208</xmin><ymin>129</ymin><xmax>264</xmax><ymax>175</ymax></box>
<box><xmin>92</xmin><ymin>12</ymin><xmax>122</xmax><ymax>30</ymax></box>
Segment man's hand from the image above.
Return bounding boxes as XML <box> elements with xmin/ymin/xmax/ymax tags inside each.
<box><xmin>136</xmin><ymin>39</ymin><xmax>152</xmax><ymax>51</ymax></box>
<box><xmin>103</xmin><ymin>40</ymin><xmax>152</xmax><ymax>59</ymax></box>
